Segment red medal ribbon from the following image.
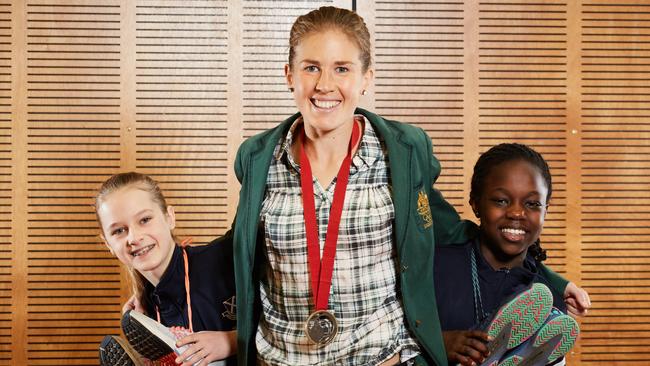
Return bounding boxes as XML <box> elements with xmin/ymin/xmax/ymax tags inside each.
<box><xmin>300</xmin><ymin>121</ymin><xmax>361</xmax><ymax>311</ymax></box>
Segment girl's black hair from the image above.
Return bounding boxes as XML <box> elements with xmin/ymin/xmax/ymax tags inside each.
<box><xmin>470</xmin><ymin>143</ymin><xmax>551</xmax><ymax>262</ymax></box>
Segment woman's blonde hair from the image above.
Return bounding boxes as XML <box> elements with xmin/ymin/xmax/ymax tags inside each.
<box><xmin>95</xmin><ymin>172</ymin><xmax>170</xmax><ymax>311</ymax></box>
<box><xmin>288</xmin><ymin>6</ymin><xmax>372</xmax><ymax>72</ymax></box>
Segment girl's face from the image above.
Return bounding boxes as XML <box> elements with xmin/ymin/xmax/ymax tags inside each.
<box><xmin>471</xmin><ymin>159</ymin><xmax>548</xmax><ymax>269</ymax></box>
<box><xmin>285</xmin><ymin>29</ymin><xmax>373</xmax><ymax>135</ymax></box>
<box><xmin>98</xmin><ymin>186</ymin><xmax>176</xmax><ymax>285</ymax></box>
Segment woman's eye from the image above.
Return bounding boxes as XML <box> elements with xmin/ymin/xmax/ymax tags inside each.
<box><xmin>492</xmin><ymin>198</ymin><xmax>508</xmax><ymax>207</ymax></box>
<box><xmin>140</xmin><ymin>216</ymin><xmax>152</xmax><ymax>224</ymax></box>
<box><xmin>304</xmin><ymin>65</ymin><xmax>319</xmax><ymax>72</ymax></box>
<box><xmin>111</xmin><ymin>227</ymin><xmax>125</xmax><ymax>236</ymax></box>
<box><xmin>335</xmin><ymin>66</ymin><xmax>349</xmax><ymax>73</ymax></box>
<box><xmin>526</xmin><ymin>201</ymin><xmax>543</xmax><ymax>210</ymax></box>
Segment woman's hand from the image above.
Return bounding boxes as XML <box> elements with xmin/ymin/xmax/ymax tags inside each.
<box><xmin>121</xmin><ymin>294</ymin><xmax>144</xmax><ymax>314</ymax></box>
<box><xmin>443</xmin><ymin>330</ymin><xmax>490</xmax><ymax>366</ymax></box>
<box><xmin>175</xmin><ymin>330</ymin><xmax>237</xmax><ymax>366</ymax></box>
<box><xmin>564</xmin><ymin>281</ymin><xmax>591</xmax><ymax>317</ymax></box>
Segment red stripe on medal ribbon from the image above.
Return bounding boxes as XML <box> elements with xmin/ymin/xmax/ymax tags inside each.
<box><xmin>300</xmin><ymin>121</ymin><xmax>361</xmax><ymax>311</ymax></box>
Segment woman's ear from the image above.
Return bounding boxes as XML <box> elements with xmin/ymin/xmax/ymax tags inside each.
<box><xmin>470</xmin><ymin>199</ymin><xmax>480</xmax><ymax>219</ymax></box>
<box><xmin>285</xmin><ymin>64</ymin><xmax>294</xmax><ymax>92</ymax></box>
<box><xmin>166</xmin><ymin>205</ymin><xmax>176</xmax><ymax>230</ymax></box>
<box><xmin>362</xmin><ymin>67</ymin><xmax>374</xmax><ymax>91</ymax></box>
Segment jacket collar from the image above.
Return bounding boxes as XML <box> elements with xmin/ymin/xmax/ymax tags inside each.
<box><xmin>245</xmin><ymin>108</ymin><xmax>415</xmax><ymax>254</ymax></box>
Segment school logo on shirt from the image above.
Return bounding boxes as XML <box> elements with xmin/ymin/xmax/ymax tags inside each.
<box><xmin>222</xmin><ymin>296</ymin><xmax>236</xmax><ymax>321</ymax></box>
<box><xmin>417</xmin><ymin>190</ymin><xmax>433</xmax><ymax>229</ymax></box>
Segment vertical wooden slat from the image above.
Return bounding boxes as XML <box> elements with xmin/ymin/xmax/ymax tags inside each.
<box><xmin>478</xmin><ymin>0</ymin><xmax>569</xmax><ymax>273</ymax></box>
<box><xmin>565</xmin><ymin>0</ymin><xmax>583</xmax><ymax>363</ymax></box>
<box><xmin>134</xmin><ymin>0</ymin><xmax>230</xmax><ymax>242</ymax></box>
<box><xmin>372</xmin><ymin>0</ymin><xmax>467</xmax><ymax>212</ymax></box>
<box><xmin>580</xmin><ymin>1</ymin><xmax>650</xmax><ymax>364</ymax></box>
<box><xmin>25</xmin><ymin>1</ymin><xmax>123</xmax><ymax>364</ymax></box>
<box><xmin>10</xmin><ymin>0</ymin><xmax>28</xmax><ymax>364</ymax></box>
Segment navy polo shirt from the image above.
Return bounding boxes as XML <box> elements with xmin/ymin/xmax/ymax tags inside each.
<box><xmin>434</xmin><ymin>240</ymin><xmax>566</xmax><ymax>357</ymax></box>
<box><xmin>144</xmin><ymin>237</ymin><xmax>236</xmax><ymax>364</ymax></box>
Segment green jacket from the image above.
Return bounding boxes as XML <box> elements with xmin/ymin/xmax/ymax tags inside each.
<box><xmin>229</xmin><ymin>108</ymin><xmax>568</xmax><ymax>365</ymax></box>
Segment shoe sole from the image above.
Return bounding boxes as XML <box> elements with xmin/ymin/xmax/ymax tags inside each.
<box><xmin>498</xmin><ymin>314</ymin><xmax>579</xmax><ymax>366</ymax></box>
<box><xmin>480</xmin><ymin>283</ymin><xmax>554</xmax><ymax>366</ymax></box>
<box><xmin>122</xmin><ymin>310</ymin><xmax>227</xmax><ymax>366</ymax></box>
<box><xmin>99</xmin><ymin>335</ymin><xmax>143</xmax><ymax>366</ymax></box>
<box><xmin>121</xmin><ymin>310</ymin><xmax>179</xmax><ymax>362</ymax></box>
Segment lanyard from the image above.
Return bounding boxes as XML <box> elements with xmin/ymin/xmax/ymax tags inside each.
<box><xmin>470</xmin><ymin>241</ymin><xmax>487</xmax><ymax>325</ymax></box>
<box><xmin>155</xmin><ymin>238</ymin><xmax>194</xmax><ymax>332</ymax></box>
<box><xmin>300</xmin><ymin>121</ymin><xmax>361</xmax><ymax>311</ymax></box>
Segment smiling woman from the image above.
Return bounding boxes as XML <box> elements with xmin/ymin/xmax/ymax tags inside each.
<box><xmin>227</xmin><ymin>6</ymin><xmax>588</xmax><ymax>366</ymax></box>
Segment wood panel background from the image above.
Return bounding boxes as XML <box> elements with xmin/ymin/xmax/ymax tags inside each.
<box><xmin>6</xmin><ymin>0</ymin><xmax>649</xmax><ymax>364</ymax></box>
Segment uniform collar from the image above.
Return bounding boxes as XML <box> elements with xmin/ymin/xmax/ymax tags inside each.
<box><xmin>274</xmin><ymin>115</ymin><xmax>382</xmax><ymax>175</ymax></box>
<box><xmin>147</xmin><ymin>245</ymin><xmax>185</xmax><ymax>306</ymax></box>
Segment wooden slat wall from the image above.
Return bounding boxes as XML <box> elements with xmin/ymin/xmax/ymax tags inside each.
<box><xmin>133</xmin><ymin>0</ymin><xmax>230</xmax><ymax>242</ymax></box>
<box><xmin>6</xmin><ymin>0</ymin><xmax>649</xmax><ymax>364</ymax></box>
<box><xmin>24</xmin><ymin>1</ymin><xmax>122</xmax><ymax>364</ymax></box>
<box><xmin>373</xmin><ymin>0</ymin><xmax>467</xmax><ymax>211</ymax></box>
<box><xmin>579</xmin><ymin>1</ymin><xmax>650</xmax><ymax>364</ymax></box>
<box><xmin>477</xmin><ymin>1</ymin><xmax>569</xmax><ymax>272</ymax></box>
<box><xmin>0</xmin><ymin>1</ymin><xmax>10</xmax><ymax>363</ymax></box>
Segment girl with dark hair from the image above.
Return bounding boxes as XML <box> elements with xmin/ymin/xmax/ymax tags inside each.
<box><xmin>434</xmin><ymin>143</ymin><xmax>581</xmax><ymax>366</ymax></box>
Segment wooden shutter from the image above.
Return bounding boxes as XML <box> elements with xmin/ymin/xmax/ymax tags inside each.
<box><xmin>477</xmin><ymin>1</ymin><xmax>570</xmax><ymax>272</ymax></box>
<box><xmin>371</xmin><ymin>1</ymin><xmax>468</xmax><ymax>212</ymax></box>
<box><xmin>0</xmin><ymin>1</ymin><xmax>11</xmax><ymax>363</ymax></box>
<box><xmin>133</xmin><ymin>0</ymin><xmax>231</xmax><ymax>242</ymax></box>
<box><xmin>579</xmin><ymin>1</ymin><xmax>650</xmax><ymax>364</ymax></box>
<box><xmin>23</xmin><ymin>1</ymin><xmax>123</xmax><ymax>364</ymax></box>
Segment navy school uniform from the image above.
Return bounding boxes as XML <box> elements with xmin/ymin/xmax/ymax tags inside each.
<box><xmin>144</xmin><ymin>238</ymin><xmax>237</xmax><ymax>365</ymax></box>
<box><xmin>434</xmin><ymin>240</ymin><xmax>566</xmax><ymax>366</ymax></box>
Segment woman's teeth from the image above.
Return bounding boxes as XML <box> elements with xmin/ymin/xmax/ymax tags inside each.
<box><xmin>501</xmin><ymin>228</ymin><xmax>525</xmax><ymax>235</ymax></box>
<box><xmin>132</xmin><ymin>244</ymin><xmax>155</xmax><ymax>257</ymax></box>
<box><xmin>312</xmin><ymin>99</ymin><xmax>340</xmax><ymax>109</ymax></box>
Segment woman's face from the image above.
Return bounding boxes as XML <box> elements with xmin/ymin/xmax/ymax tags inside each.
<box><xmin>286</xmin><ymin>29</ymin><xmax>373</xmax><ymax>135</ymax></box>
<box><xmin>98</xmin><ymin>186</ymin><xmax>176</xmax><ymax>285</ymax></box>
<box><xmin>471</xmin><ymin>159</ymin><xmax>548</xmax><ymax>268</ymax></box>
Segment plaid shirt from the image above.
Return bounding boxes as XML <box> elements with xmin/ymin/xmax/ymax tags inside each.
<box><xmin>256</xmin><ymin>117</ymin><xmax>419</xmax><ymax>365</ymax></box>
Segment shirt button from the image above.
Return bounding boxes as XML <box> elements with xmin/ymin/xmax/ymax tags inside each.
<box><xmin>415</xmin><ymin>319</ymin><xmax>422</xmax><ymax>327</ymax></box>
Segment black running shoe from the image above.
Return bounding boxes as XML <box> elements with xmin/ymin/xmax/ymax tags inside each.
<box><xmin>99</xmin><ymin>335</ymin><xmax>144</xmax><ymax>366</ymax></box>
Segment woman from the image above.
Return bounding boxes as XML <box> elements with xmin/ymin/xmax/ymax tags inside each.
<box><xmin>228</xmin><ymin>6</ymin><xmax>589</xmax><ymax>365</ymax></box>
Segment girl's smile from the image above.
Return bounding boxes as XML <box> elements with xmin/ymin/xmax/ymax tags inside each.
<box><xmin>472</xmin><ymin>159</ymin><xmax>548</xmax><ymax>270</ymax></box>
<box><xmin>98</xmin><ymin>186</ymin><xmax>177</xmax><ymax>285</ymax></box>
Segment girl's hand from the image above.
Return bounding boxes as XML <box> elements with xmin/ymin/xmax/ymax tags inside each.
<box><xmin>443</xmin><ymin>330</ymin><xmax>490</xmax><ymax>366</ymax></box>
<box><xmin>175</xmin><ymin>330</ymin><xmax>236</xmax><ymax>366</ymax></box>
<box><xmin>122</xmin><ymin>294</ymin><xmax>144</xmax><ymax>314</ymax></box>
<box><xmin>564</xmin><ymin>282</ymin><xmax>591</xmax><ymax>317</ymax></box>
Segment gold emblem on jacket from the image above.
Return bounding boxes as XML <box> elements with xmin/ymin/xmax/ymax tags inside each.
<box><xmin>417</xmin><ymin>190</ymin><xmax>433</xmax><ymax>229</ymax></box>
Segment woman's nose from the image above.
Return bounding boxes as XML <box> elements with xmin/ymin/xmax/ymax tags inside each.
<box><xmin>315</xmin><ymin>70</ymin><xmax>334</xmax><ymax>92</ymax></box>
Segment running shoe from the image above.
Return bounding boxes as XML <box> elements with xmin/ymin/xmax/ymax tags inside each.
<box><xmin>497</xmin><ymin>308</ymin><xmax>580</xmax><ymax>366</ymax></box>
<box><xmin>121</xmin><ymin>310</ymin><xmax>225</xmax><ymax>366</ymax></box>
<box><xmin>99</xmin><ymin>335</ymin><xmax>147</xmax><ymax>366</ymax></box>
<box><xmin>479</xmin><ymin>283</ymin><xmax>554</xmax><ymax>366</ymax></box>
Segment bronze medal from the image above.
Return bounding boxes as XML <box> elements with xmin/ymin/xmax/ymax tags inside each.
<box><xmin>305</xmin><ymin>310</ymin><xmax>338</xmax><ymax>346</ymax></box>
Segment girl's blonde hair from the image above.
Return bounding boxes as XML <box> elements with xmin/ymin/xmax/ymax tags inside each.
<box><xmin>95</xmin><ymin>172</ymin><xmax>170</xmax><ymax>311</ymax></box>
<box><xmin>288</xmin><ymin>6</ymin><xmax>372</xmax><ymax>72</ymax></box>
